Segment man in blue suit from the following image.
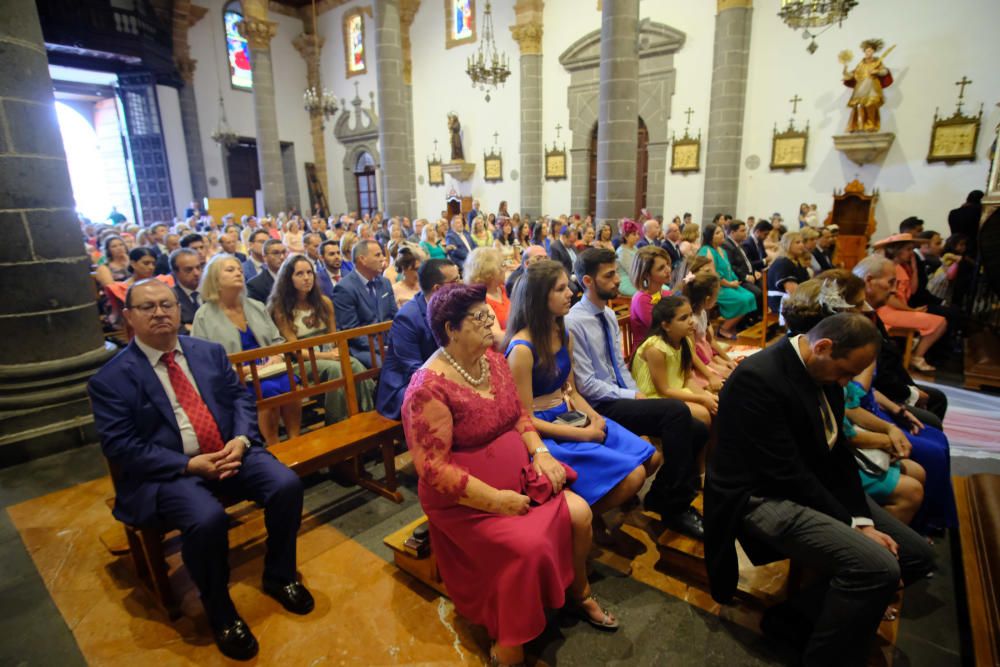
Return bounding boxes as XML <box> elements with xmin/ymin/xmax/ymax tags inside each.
<box><xmin>742</xmin><ymin>220</ymin><xmax>772</xmax><ymax>273</ymax></box>
<box><xmin>332</xmin><ymin>240</ymin><xmax>398</xmax><ymax>367</ymax></box>
<box><xmin>375</xmin><ymin>259</ymin><xmax>459</xmax><ymax>419</ymax></box>
<box><xmin>88</xmin><ymin>280</ymin><xmax>313</xmax><ymax>661</ymax></box>
<box><xmin>241</xmin><ymin>230</ymin><xmax>269</xmax><ymax>281</ymax></box>
<box><xmin>315</xmin><ymin>239</ymin><xmax>343</xmax><ymax>301</ymax></box>
<box><xmin>445</xmin><ymin>215</ymin><xmax>475</xmax><ymax>268</ymax></box>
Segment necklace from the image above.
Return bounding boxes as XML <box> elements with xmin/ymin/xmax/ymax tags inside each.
<box><xmin>441</xmin><ymin>347</ymin><xmax>489</xmax><ymax>386</ymax></box>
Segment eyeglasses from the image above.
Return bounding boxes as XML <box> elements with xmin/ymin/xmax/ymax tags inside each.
<box><xmin>131</xmin><ymin>300</ymin><xmax>178</xmax><ymax>314</ymax></box>
<box><xmin>467</xmin><ymin>309</ymin><xmax>496</xmax><ymax>326</ymax></box>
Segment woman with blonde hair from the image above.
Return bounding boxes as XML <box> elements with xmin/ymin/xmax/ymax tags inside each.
<box><xmin>339</xmin><ymin>231</ymin><xmax>358</xmax><ymax>273</ymax></box>
<box><xmin>283</xmin><ymin>218</ymin><xmax>305</xmax><ymax>254</ymax></box>
<box><xmin>766</xmin><ymin>230</ymin><xmax>811</xmax><ymax>313</ymax></box>
<box><xmin>465</xmin><ymin>246</ymin><xmax>509</xmax><ymax>337</ymax></box>
<box><xmin>192</xmin><ymin>254</ymin><xmax>302</xmax><ymax>445</ymax></box>
<box><xmin>471</xmin><ymin>216</ymin><xmax>491</xmax><ymax>248</ymax></box>
<box><xmin>800</xmin><ymin>227</ymin><xmax>821</xmax><ymax>276</ymax></box>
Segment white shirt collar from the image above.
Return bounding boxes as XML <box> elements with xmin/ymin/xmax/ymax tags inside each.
<box><xmin>134</xmin><ymin>337</ymin><xmax>183</xmax><ymax>366</ymax></box>
<box><xmin>177</xmin><ymin>284</ymin><xmax>197</xmax><ymax>299</ymax></box>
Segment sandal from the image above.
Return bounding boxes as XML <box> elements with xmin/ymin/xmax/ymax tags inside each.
<box><xmin>489</xmin><ymin>643</ymin><xmax>525</xmax><ymax>667</ymax></box>
<box><xmin>910</xmin><ymin>356</ymin><xmax>936</xmax><ymax>373</ymax></box>
<box><xmin>568</xmin><ymin>594</ymin><xmax>619</xmax><ymax>631</ymax></box>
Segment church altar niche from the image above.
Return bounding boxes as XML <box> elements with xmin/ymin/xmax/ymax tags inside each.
<box><xmin>445</xmin><ymin>0</ymin><xmax>476</xmax><ymax>49</ymax></box>
<box><xmin>343</xmin><ymin>8</ymin><xmax>368</xmax><ymax>78</ymax></box>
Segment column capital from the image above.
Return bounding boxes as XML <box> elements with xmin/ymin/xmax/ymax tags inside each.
<box><xmin>399</xmin><ymin>0</ymin><xmax>420</xmax><ymax>85</ymax></box>
<box><xmin>399</xmin><ymin>0</ymin><xmax>420</xmax><ymax>27</ymax></box>
<box><xmin>292</xmin><ymin>32</ymin><xmax>325</xmax><ymax>61</ymax></box>
<box><xmin>175</xmin><ymin>55</ymin><xmax>198</xmax><ymax>83</ymax></box>
<box><xmin>237</xmin><ymin>17</ymin><xmax>278</xmax><ymax>49</ymax></box>
<box><xmin>718</xmin><ymin>0</ymin><xmax>752</xmax><ymax>11</ymax></box>
<box><xmin>510</xmin><ymin>22</ymin><xmax>543</xmax><ymax>55</ymax></box>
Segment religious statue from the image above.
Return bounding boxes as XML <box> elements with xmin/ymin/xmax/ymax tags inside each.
<box><xmin>448</xmin><ymin>113</ymin><xmax>464</xmax><ymax>161</ymax></box>
<box><xmin>840</xmin><ymin>39</ymin><xmax>895</xmax><ymax>133</ymax></box>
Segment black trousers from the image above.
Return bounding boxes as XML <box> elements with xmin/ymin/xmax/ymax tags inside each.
<box><xmin>155</xmin><ymin>448</ymin><xmax>303</xmax><ymax>629</ymax></box>
<box><xmin>741</xmin><ymin>496</ymin><xmax>935</xmax><ymax>667</ymax></box>
<box><xmin>594</xmin><ymin>398</ymin><xmax>707</xmax><ymax>515</ymax></box>
<box><xmin>905</xmin><ymin>383</ymin><xmax>948</xmax><ymax>430</ymax></box>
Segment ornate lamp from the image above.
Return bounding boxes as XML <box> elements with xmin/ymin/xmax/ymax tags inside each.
<box><xmin>778</xmin><ymin>0</ymin><xmax>858</xmax><ymax>53</ymax></box>
<box><xmin>465</xmin><ymin>2</ymin><xmax>510</xmax><ymax>102</ymax></box>
<box><xmin>302</xmin><ymin>0</ymin><xmax>338</xmax><ymax>122</ymax></box>
<box><xmin>211</xmin><ymin>94</ymin><xmax>238</xmax><ymax>148</ymax></box>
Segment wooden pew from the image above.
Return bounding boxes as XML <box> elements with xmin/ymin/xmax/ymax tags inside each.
<box><xmin>109</xmin><ymin>321</ymin><xmax>402</xmax><ymax>619</ymax></box>
<box><xmin>736</xmin><ymin>268</ymin><xmax>783</xmax><ymax>349</ymax></box>
<box><xmin>954</xmin><ymin>474</ymin><xmax>1000</xmax><ymax>666</ymax></box>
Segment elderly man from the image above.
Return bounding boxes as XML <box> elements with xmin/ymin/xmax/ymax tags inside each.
<box><xmin>88</xmin><ymin>280</ymin><xmax>312</xmax><ymax>660</ymax></box>
<box><xmin>661</xmin><ymin>220</ymin><xmax>682</xmax><ymax>265</ymax></box>
<box><xmin>505</xmin><ymin>244</ymin><xmax>548</xmax><ymax>295</ymax></box>
<box><xmin>219</xmin><ymin>233</ymin><xmax>246</xmax><ymax>263</ymax></box>
<box><xmin>331</xmin><ymin>240</ymin><xmax>398</xmax><ymax>367</ymax></box>
<box><xmin>246</xmin><ymin>239</ymin><xmax>286</xmax><ymax>304</ymax></box>
<box><xmin>636</xmin><ymin>218</ymin><xmax>664</xmax><ymax>250</ymax></box>
<box><xmin>706</xmin><ymin>312</ymin><xmax>934</xmax><ymax>666</ymax></box>
<box><xmin>852</xmin><ymin>255</ymin><xmax>948</xmax><ymax>428</ymax></box>
<box><xmin>445</xmin><ymin>216</ymin><xmax>475</xmax><ymax>266</ymax></box>
<box><xmin>170</xmin><ymin>248</ymin><xmax>204</xmax><ymax>333</ymax></box>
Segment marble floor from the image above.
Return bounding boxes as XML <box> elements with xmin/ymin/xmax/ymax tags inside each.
<box><xmin>2</xmin><ymin>439</ymin><xmax>995</xmax><ymax>666</ymax></box>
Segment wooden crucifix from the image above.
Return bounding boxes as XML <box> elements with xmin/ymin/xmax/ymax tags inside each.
<box><xmin>789</xmin><ymin>94</ymin><xmax>802</xmax><ymax>115</ymax></box>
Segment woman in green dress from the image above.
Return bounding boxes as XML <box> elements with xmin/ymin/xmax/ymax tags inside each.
<box><xmin>696</xmin><ymin>222</ymin><xmax>756</xmax><ymax>339</ymax></box>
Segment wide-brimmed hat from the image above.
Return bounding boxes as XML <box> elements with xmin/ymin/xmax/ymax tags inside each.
<box><xmin>872</xmin><ymin>233</ymin><xmax>918</xmax><ymax>249</ymax></box>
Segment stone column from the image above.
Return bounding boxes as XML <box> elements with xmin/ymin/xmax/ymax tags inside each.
<box><xmin>293</xmin><ymin>30</ymin><xmax>330</xmax><ymax>205</ymax></box>
<box><xmin>0</xmin><ymin>0</ymin><xmax>114</xmax><ymax>464</ymax></box>
<box><xmin>595</xmin><ymin>0</ymin><xmax>639</xmax><ymax>229</ymax></box>
<box><xmin>702</xmin><ymin>0</ymin><xmax>752</xmax><ymax>222</ymax></box>
<box><xmin>373</xmin><ymin>0</ymin><xmax>412</xmax><ymax>218</ymax></box>
<box><xmin>238</xmin><ymin>0</ymin><xmax>287</xmax><ymax>214</ymax></box>
<box><xmin>400</xmin><ymin>0</ymin><xmax>420</xmax><ymax>216</ymax></box>
<box><xmin>510</xmin><ymin>0</ymin><xmax>544</xmax><ymax>218</ymax></box>
<box><xmin>175</xmin><ymin>56</ymin><xmax>209</xmax><ymax>203</ymax></box>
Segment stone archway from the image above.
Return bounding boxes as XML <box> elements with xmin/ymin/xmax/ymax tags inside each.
<box><xmin>334</xmin><ymin>88</ymin><xmax>380</xmax><ymax>216</ymax></box>
<box><xmin>559</xmin><ymin>21</ymin><xmax>685</xmax><ymax>217</ymax></box>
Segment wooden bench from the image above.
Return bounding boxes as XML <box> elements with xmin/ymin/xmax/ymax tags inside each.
<box><xmin>954</xmin><ymin>474</ymin><xmax>1000</xmax><ymax>666</ymax></box>
<box><xmin>737</xmin><ymin>268</ymin><xmax>783</xmax><ymax>349</ymax></box>
<box><xmin>110</xmin><ymin>320</ymin><xmax>403</xmax><ymax>619</ymax></box>
<box><xmin>885</xmin><ymin>325</ymin><xmax>918</xmax><ymax>372</ymax></box>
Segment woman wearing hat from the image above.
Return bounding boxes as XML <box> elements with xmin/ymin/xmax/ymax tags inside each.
<box><xmin>874</xmin><ymin>234</ymin><xmax>947</xmax><ymax>373</ymax></box>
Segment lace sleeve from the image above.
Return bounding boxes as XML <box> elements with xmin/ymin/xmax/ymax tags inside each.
<box><xmin>514</xmin><ymin>402</ymin><xmax>537</xmax><ymax>437</ymax></box>
<box><xmin>401</xmin><ymin>378</ymin><xmax>469</xmax><ymax>502</ymax></box>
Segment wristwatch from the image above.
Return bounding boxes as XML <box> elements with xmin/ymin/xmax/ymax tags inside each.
<box><xmin>236</xmin><ymin>435</ymin><xmax>252</xmax><ymax>450</ymax></box>
<box><xmin>533</xmin><ymin>445</ymin><xmax>550</xmax><ymax>458</ymax></box>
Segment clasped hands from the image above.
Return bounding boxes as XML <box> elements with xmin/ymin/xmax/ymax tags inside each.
<box><xmin>185</xmin><ymin>438</ymin><xmax>248</xmax><ymax>480</ymax></box>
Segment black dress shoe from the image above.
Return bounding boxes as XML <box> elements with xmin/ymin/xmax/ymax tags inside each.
<box><xmin>263</xmin><ymin>579</ymin><xmax>315</xmax><ymax>615</ymax></box>
<box><xmin>214</xmin><ymin>618</ymin><xmax>258</xmax><ymax>661</ymax></box>
<box><xmin>663</xmin><ymin>507</ymin><xmax>705</xmax><ymax>540</ymax></box>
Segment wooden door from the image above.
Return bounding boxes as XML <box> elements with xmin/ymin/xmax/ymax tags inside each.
<box><xmin>587</xmin><ymin>118</ymin><xmax>649</xmax><ymax>219</ymax></box>
<box><xmin>226</xmin><ymin>142</ymin><xmax>260</xmax><ymax>199</ymax></box>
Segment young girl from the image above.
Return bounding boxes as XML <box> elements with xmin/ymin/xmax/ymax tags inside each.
<box><xmin>682</xmin><ymin>273</ymin><xmax>736</xmax><ymax>388</ymax></box>
<box><xmin>630</xmin><ymin>296</ymin><xmax>716</xmax><ymax>427</ymax></box>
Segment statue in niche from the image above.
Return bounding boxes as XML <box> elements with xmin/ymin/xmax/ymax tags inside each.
<box><xmin>840</xmin><ymin>39</ymin><xmax>895</xmax><ymax>133</ymax></box>
<box><xmin>448</xmin><ymin>113</ymin><xmax>464</xmax><ymax>161</ymax></box>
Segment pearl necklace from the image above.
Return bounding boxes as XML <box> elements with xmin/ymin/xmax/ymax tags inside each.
<box><xmin>441</xmin><ymin>348</ymin><xmax>489</xmax><ymax>386</ymax></box>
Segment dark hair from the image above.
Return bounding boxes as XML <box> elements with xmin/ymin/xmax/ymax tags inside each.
<box><xmin>530</xmin><ymin>221</ymin><xmax>546</xmax><ymax>245</ymax></box>
<box><xmin>917</xmin><ymin>230</ymin><xmax>940</xmax><ymax>242</ymax></box>
<box><xmin>943</xmin><ymin>233</ymin><xmax>968</xmax><ymax>255</ymax></box>
<box><xmin>418</xmin><ymin>258</ymin><xmax>456</xmax><ymax>294</ymax></box>
<box><xmin>268</xmin><ymin>254</ymin><xmax>329</xmax><ymax>334</ymax></box>
<box><xmin>701</xmin><ymin>222</ymin><xmax>720</xmax><ymax>247</ymax></box>
<box><xmin>967</xmin><ymin>190</ymin><xmax>985</xmax><ymax>204</ymax></box>
<box><xmin>597</xmin><ymin>222</ymin><xmax>614</xmax><ymax>242</ymax></box>
<box><xmin>127</xmin><ymin>246</ymin><xmax>157</xmax><ymax>274</ymax></box>
<box><xmin>806</xmin><ymin>312</ymin><xmax>881</xmax><ymax>359</ymax></box>
<box><xmin>179</xmin><ymin>233</ymin><xmax>203</xmax><ymax>248</ymax></box>
<box><xmin>394</xmin><ymin>246</ymin><xmax>420</xmax><ymax>273</ymax></box>
<box><xmin>574</xmin><ymin>247</ymin><xmax>616</xmax><ymax>284</ymax></box>
<box><xmin>898</xmin><ymin>216</ymin><xmax>924</xmax><ymax>234</ymax></box>
<box><xmin>103</xmin><ymin>234</ymin><xmax>126</xmax><ymax>261</ymax></box>
<box><xmin>682</xmin><ymin>272</ymin><xmax>720</xmax><ymax>312</ymax></box>
<box><xmin>494</xmin><ymin>222</ymin><xmax>516</xmax><ymax>246</ymax></box>
<box><xmin>647</xmin><ymin>295</ymin><xmax>693</xmax><ymax>377</ymax></box>
<box><xmin>319</xmin><ymin>238</ymin><xmax>340</xmax><ymax>255</ymax></box>
<box><xmin>505</xmin><ymin>260</ymin><xmax>568</xmax><ymax>378</ymax></box>
<box><xmin>426</xmin><ymin>283</ymin><xmax>488</xmax><ymax>347</ymax></box>
<box><xmin>249</xmin><ymin>229</ymin><xmax>270</xmax><ymax>244</ymax></box>
<box><xmin>752</xmin><ymin>220</ymin><xmax>774</xmax><ymax>234</ymax></box>
<box><xmin>726</xmin><ymin>219</ymin><xmax>746</xmax><ymax>234</ymax></box>
<box><xmin>168</xmin><ymin>247</ymin><xmax>200</xmax><ymax>274</ymax></box>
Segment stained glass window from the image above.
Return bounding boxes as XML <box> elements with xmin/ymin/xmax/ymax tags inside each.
<box><xmin>444</xmin><ymin>0</ymin><xmax>475</xmax><ymax>49</ymax></box>
<box><xmin>224</xmin><ymin>5</ymin><xmax>252</xmax><ymax>90</ymax></box>
<box><xmin>344</xmin><ymin>12</ymin><xmax>365</xmax><ymax>77</ymax></box>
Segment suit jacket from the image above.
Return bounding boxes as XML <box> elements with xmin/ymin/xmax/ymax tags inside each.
<box><xmin>375</xmin><ymin>295</ymin><xmax>437</xmax><ymax>419</ymax></box>
<box><xmin>505</xmin><ymin>265</ymin><xmax>525</xmax><ymax>296</ymax></box>
<box><xmin>88</xmin><ymin>337</ymin><xmax>261</xmax><ymax>526</ymax></box>
<box><xmin>908</xmin><ymin>252</ymin><xmax>941</xmax><ymax>308</ymax></box>
<box><xmin>871</xmin><ymin>311</ymin><xmax>916</xmax><ymax>403</ymax></box>
<box><xmin>242</xmin><ymin>256</ymin><xmax>264</xmax><ymax>282</ymax></box>
<box><xmin>705</xmin><ymin>336</ymin><xmax>869</xmax><ymax>603</ymax></box>
<box><xmin>635</xmin><ymin>237</ymin><xmax>663</xmax><ymax>250</ymax></box>
<box><xmin>154</xmin><ymin>252</ymin><xmax>171</xmax><ymax>276</ymax></box>
<box><xmin>173</xmin><ymin>285</ymin><xmax>200</xmax><ymax>329</ymax></box>
<box><xmin>722</xmin><ymin>238</ymin><xmax>753</xmax><ymax>281</ymax></box>
<box><xmin>445</xmin><ymin>230</ymin><xmax>475</xmax><ymax>266</ymax></box>
<box><xmin>742</xmin><ymin>237</ymin><xmax>767</xmax><ymax>272</ymax></box>
<box><xmin>548</xmin><ymin>239</ymin><xmax>574</xmax><ymax>277</ymax></box>
<box><xmin>331</xmin><ymin>269</ymin><xmax>398</xmax><ymax>367</ymax></box>
<box><xmin>246</xmin><ymin>269</ymin><xmax>275</xmax><ymax>304</ymax></box>
<box><xmin>232</xmin><ymin>251</ymin><xmax>248</xmax><ymax>264</ymax></box>
<box><xmin>812</xmin><ymin>247</ymin><xmax>835</xmax><ymax>273</ymax></box>
<box><xmin>662</xmin><ymin>240</ymin><xmax>682</xmax><ymax>266</ymax></box>
<box><xmin>315</xmin><ymin>263</ymin><xmax>337</xmax><ymax>301</ymax></box>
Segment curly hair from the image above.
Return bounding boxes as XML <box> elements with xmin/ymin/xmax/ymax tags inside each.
<box><xmin>427</xmin><ymin>283</ymin><xmax>488</xmax><ymax>347</ymax></box>
<box><xmin>860</xmin><ymin>38</ymin><xmax>884</xmax><ymax>53</ymax></box>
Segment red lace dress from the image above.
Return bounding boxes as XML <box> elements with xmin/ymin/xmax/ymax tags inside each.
<box><xmin>401</xmin><ymin>349</ymin><xmax>575</xmax><ymax>645</ymax></box>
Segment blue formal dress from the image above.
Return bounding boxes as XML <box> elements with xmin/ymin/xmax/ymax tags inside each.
<box><xmin>505</xmin><ymin>339</ymin><xmax>655</xmax><ymax>505</ymax></box>
<box><xmin>239</xmin><ymin>327</ymin><xmax>293</xmax><ymax>398</ymax></box>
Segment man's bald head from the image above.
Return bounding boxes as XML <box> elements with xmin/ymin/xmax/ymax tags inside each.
<box><xmin>522</xmin><ymin>245</ymin><xmax>548</xmax><ymax>267</ymax></box>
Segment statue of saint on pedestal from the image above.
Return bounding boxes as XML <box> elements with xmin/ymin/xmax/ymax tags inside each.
<box><xmin>448</xmin><ymin>113</ymin><xmax>464</xmax><ymax>161</ymax></box>
<box><xmin>841</xmin><ymin>39</ymin><xmax>895</xmax><ymax>133</ymax></box>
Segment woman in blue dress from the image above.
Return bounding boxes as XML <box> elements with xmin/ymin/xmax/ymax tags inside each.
<box><xmin>697</xmin><ymin>222</ymin><xmax>756</xmax><ymax>339</ymax></box>
<box><xmin>504</xmin><ymin>260</ymin><xmax>661</xmax><ymax>530</ymax></box>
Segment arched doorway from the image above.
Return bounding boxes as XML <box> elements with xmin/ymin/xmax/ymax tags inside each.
<box><xmin>587</xmin><ymin>117</ymin><xmax>649</xmax><ymax>219</ymax></box>
<box><xmin>354</xmin><ymin>151</ymin><xmax>377</xmax><ymax>217</ymax></box>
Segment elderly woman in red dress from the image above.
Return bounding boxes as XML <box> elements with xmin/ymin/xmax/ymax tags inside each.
<box><xmin>402</xmin><ymin>284</ymin><xmax>618</xmax><ymax>667</ymax></box>
<box><xmin>874</xmin><ymin>233</ymin><xmax>947</xmax><ymax>373</ymax></box>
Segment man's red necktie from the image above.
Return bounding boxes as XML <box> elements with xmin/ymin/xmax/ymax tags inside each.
<box><xmin>161</xmin><ymin>351</ymin><xmax>225</xmax><ymax>454</ymax></box>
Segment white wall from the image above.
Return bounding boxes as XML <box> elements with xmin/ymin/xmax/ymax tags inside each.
<box><xmin>188</xmin><ymin>0</ymin><xmax>314</xmax><ymax>211</ymax></box>
<box><xmin>156</xmin><ymin>85</ymin><xmax>194</xmax><ymax>215</ymax></box>
<box><xmin>738</xmin><ymin>0</ymin><xmax>1000</xmax><ymax>237</ymax></box>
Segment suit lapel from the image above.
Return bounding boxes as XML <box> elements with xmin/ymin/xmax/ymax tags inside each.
<box><xmin>776</xmin><ymin>339</ymin><xmax>830</xmax><ymax>456</ymax></box>
<box><xmin>127</xmin><ymin>343</ymin><xmax>181</xmax><ymax>435</ymax></box>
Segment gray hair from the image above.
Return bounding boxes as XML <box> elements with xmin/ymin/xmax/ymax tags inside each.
<box><xmin>852</xmin><ymin>255</ymin><xmax>893</xmax><ymax>281</ymax></box>
<box><xmin>353</xmin><ymin>238</ymin><xmax>378</xmax><ymax>263</ymax></box>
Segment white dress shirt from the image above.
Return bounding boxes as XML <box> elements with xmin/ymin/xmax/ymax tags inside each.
<box><xmin>134</xmin><ymin>337</ymin><xmax>203</xmax><ymax>456</ymax></box>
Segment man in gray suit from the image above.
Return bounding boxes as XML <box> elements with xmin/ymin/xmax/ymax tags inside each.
<box><xmin>332</xmin><ymin>240</ymin><xmax>398</xmax><ymax>367</ymax></box>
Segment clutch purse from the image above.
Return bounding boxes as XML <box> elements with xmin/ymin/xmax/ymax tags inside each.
<box><xmin>855</xmin><ymin>448</ymin><xmax>891</xmax><ymax>476</ymax></box>
<box><xmin>520</xmin><ymin>461</ymin><xmax>578</xmax><ymax>505</ymax></box>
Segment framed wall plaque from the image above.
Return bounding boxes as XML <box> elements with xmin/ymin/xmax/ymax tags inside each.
<box><xmin>484</xmin><ymin>150</ymin><xmax>503</xmax><ymax>182</ymax></box>
<box><xmin>670</xmin><ymin>130</ymin><xmax>701</xmax><ymax>173</ymax></box>
<box><xmin>770</xmin><ymin>122</ymin><xmax>809</xmax><ymax>170</ymax></box>
<box><xmin>928</xmin><ymin>107</ymin><xmax>982</xmax><ymax>163</ymax></box>
<box><xmin>545</xmin><ymin>149</ymin><xmax>566</xmax><ymax>181</ymax></box>
<box><xmin>428</xmin><ymin>159</ymin><xmax>444</xmax><ymax>186</ymax></box>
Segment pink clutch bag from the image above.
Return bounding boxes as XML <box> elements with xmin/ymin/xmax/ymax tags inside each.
<box><xmin>520</xmin><ymin>462</ymin><xmax>577</xmax><ymax>505</ymax></box>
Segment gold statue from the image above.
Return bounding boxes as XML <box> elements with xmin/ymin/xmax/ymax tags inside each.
<box><xmin>841</xmin><ymin>39</ymin><xmax>895</xmax><ymax>133</ymax></box>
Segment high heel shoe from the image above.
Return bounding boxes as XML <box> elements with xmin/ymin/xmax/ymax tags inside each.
<box><xmin>910</xmin><ymin>356</ymin><xmax>936</xmax><ymax>373</ymax></box>
<box><xmin>568</xmin><ymin>594</ymin><xmax>619</xmax><ymax>631</ymax></box>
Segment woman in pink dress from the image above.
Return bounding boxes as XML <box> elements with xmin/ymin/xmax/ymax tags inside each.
<box><xmin>873</xmin><ymin>234</ymin><xmax>947</xmax><ymax>373</ymax></box>
<box><xmin>402</xmin><ymin>284</ymin><xmax>618</xmax><ymax>667</ymax></box>
<box><xmin>629</xmin><ymin>245</ymin><xmax>674</xmax><ymax>344</ymax></box>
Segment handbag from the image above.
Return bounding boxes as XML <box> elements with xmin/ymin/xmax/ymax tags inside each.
<box><xmin>520</xmin><ymin>462</ymin><xmax>578</xmax><ymax>505</ymax></box>
<box><xmin>854</xmin><ymin>448</ymin><xmax>891</xmax><ymax>476</ymax></box>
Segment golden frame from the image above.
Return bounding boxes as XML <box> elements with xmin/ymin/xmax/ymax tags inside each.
<box><xmin>428</xmin><ymin>159</ymin><xmax>445</xmax><ymax>186</ymax></box>
<box><xmin>770</xmin><ymin>123</ymin><xmax>809</xmax><ymax>170</ymax></box>
<box><xmin>927</xmin><ymin>107</ymin><xmax>982</xmax><ymax>164</ymax></box>
<box><xmin>484</xmin><ymin>150</ymin><xmax>503</xmax><ymax>182</ymax></box>
<box><xmin>670</xmin><ymin>130</ymin><xmax>701</xmax><ymax>173</ymax></box>
<box><xmin>444</xmin><ymin>0</ymin><xmax>476</xmax><ymax>49</ymax></box>
<box><xmin>545</xmin><ymin>149</ymin><xmax>567</xmax><ymax>181</ymax></box>
<box><xmin>343</xmin><ymin>8</ymin><xmax>370</xmax><ymax>79</ymax></box>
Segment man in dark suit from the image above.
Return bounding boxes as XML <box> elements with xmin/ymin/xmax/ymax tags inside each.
<box><xmin>506</xmin><ymin>245</ymin><xmax>548</xmax><ymax>296</ymax></box>
<box><xmin>549</xmin><ymin>227</ymin><xmax>583</xmax><ymax>296</ymax></box>
<box><xmin>246</xmin><ymin>239</ymin><xmax>286</xmax><ymax>304</ymax></box>
<box><xmin>332</xmin><ymin>240</ymin><xmax>398</xmax><ymax>367</ymax></box>
<box><xmin>376</xmin><ymin>259</ymin><xmax>460</xmax><ymax>419</ymax></box>
<box><xmin>315</xmin><ymin>240</ymin><xmax>343</xmax><ymax>301</ymax></box>
<box><xmin>948</xmin><ymin>190</ymin><xmax>983</xmax><ymax>258</ymax></box>
<box><xmin>722</xmin><ymin>219</ymin><xmax>762</xmax><ymax>308</ymax></box>
<box><xmin>170</xmin><ymin>248</ymin><xmax>203</xmax><ymax>333</ymax></box>
<box><xmin>88</xmin><ymin>280</ymin><xmax>312</xmax><ymax>661</ymax></box>
<box><xmin>635</xmin><ymin>219</ymin><xmax>664</xmax><ymax>250</ymax></box>
<box><xmin>853</xmin><ymin>255</ymin><xmax>948</xmax><ymax>427</ymax></box>
<box><xmin>219</xmin><ymin>232</ymin><xmax>247</xmax><ymax>263</ymax></box>
<box><xmin>705</xmin><ymin>313</ymin><xmax>934</xmax><ymax>666</ymax></box>
<box><xmin>661</xmin><ymin>220</ymin><xmax>682</xmax><ymax>266</ymax></box>
<box><xmin>742</xmin><ymin>220</ymin><xmax>772</xmax><ymax>273</ymax></box>
<box><xmin>445</xmin><ymin>216</ymin><xmax>475</xmax><ymax>267</ymax></box>
<box><xmin>812</xmin><ymin>227</ymin><xmax>836</xmax><ymax>272</ymax></box>
<box><xmin>242</xmin><ymin>230</ymin><xmax>269</xmax><ymax>281</ymax></box>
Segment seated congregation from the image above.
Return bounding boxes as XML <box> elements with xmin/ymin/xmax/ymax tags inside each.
<box><xmin>85</xmin><ymin>203</ymin><xmax>975</xmax><ymax>666</ymax></box>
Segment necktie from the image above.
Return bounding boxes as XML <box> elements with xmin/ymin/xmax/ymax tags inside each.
<box><xmin>367</xmin><ymin>280</ymin><xmax>379</xmax><ymax>310</ymax></box>
<box><xmin>161</xmin><ymin>351</ymin><xmax>224</xmax><ymax>454</ymax></box>
<box><xmin>190</xmin><ymin>291</ymin><xmax>200</xmax><ymax>308</ymax></box>
<box><xmin>596</xmin><ymin>312</ymin><xmax>627</xmax><ymax>388</ymax></box>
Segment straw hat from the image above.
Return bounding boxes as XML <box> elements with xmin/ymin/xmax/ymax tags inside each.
<box><xmin>872</xmin><ymin>233</ymin><xmax>918</xmax><ymax>249</ymax></box>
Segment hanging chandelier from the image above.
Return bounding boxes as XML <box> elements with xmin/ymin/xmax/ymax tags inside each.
<box><xmin>466</xmin><ymin>2</ymin><xmax>510</xmax><ymax>102</ymax></box>
<box><xmin>211</xmin><ymin>94</ymin><xmax>238</xmax><ymax>148</ymax></box>
<box><xmin>302</xmin><ymin>0</ymin><xmax>338</xmax><ymax>122</ymax></box>
<box><xmin>778</xmin><ymin>0</ymin><xmax>857</xmax><ymax>53</ymax></box>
